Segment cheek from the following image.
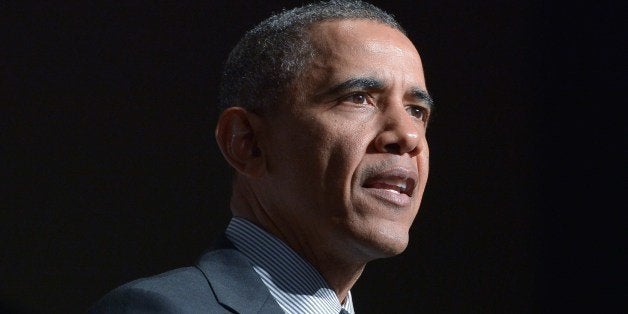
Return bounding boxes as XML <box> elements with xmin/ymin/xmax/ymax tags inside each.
<box><xmin>309</xmin><ymin>122</ymin><xmax>373</xmax><ymax>205</ymax></box>
<box><xmin>415</xmin><ymin>140</ymin><xmax>430</xmax><ymax>194</ymax></box>
<box><xmin>272</xmin><ymin>113</ymin><xmax>374</xmax><ymax>189</ymax></box>
<box><xmin>322</xmin><ymin>122</ymin><xmax>371</xmax><ymax>171</ymax></box>
<box><xmin>420</xmin><ymin>139</ymin><xmax>429</xmax><ymax>172</ymax></box>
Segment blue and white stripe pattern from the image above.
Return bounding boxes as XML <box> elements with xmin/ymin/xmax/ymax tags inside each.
<box><xmin>226</xmin><ymin>217</ymin><xmax>355</xmax><ymax>314</ymax></box>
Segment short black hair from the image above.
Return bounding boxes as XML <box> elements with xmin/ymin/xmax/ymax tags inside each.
<box><xmin>218</xmin><ymin>0</ymin><xmax>405</xmax><ymax>113</ymax></box>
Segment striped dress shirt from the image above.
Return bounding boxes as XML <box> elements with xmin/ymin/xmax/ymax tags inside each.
<box><xmin>226</xmin><ymin>217</ymin><xmax>355</xmax><ymax>314</ymax></box>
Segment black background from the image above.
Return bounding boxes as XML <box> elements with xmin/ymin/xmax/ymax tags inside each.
<box><xmin>2</xmin><ymin>1</ymin><xmax>624</xmax><ymax>313</ymax></box>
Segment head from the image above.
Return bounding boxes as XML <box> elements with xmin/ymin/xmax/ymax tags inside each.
<box><xmin>218</xmin><ymin>0</ymin><xmax>405</xmax><ymax>114</ymax></box>
<box><xmin>216</xmin><ymin>0</ymin><xmax>432</xmax><ymax>265</ymax></box>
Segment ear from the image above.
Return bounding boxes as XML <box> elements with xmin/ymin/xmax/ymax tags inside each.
<box><xmin>215</xmin><ymin>107</ymin><xmax>266</xmax><ymax>177</ymax></box>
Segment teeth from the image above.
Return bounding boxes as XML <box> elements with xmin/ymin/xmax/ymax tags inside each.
<box><xmin>363</xmin><ymin>176</ymin><xmax>414</xmax><ymax>196</ymax></box>
<box><xmin>382</xmin><ymin>179</ymin><xmax>406</xmax><ymax>193</ymax></box>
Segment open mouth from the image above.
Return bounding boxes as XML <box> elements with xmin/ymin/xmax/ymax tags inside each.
<box><xmin>362</xmin><ymin>168</ymin><xmax>417</xmax><ymax>198</ymax></box>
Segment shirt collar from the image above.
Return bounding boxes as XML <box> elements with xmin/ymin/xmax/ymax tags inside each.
<box><xmin>226</xmin><ymin>217</ymin><xmax>355</xmax><ymax>314</ymax></box>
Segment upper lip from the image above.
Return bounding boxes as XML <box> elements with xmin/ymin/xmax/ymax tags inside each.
<box><xmin>362</xmin><ymin>167</ymin><xmax>418</xmax><ymax>197</ymax></box>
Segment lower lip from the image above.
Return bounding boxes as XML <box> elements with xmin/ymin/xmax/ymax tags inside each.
<box><xmin>363</xmin><ymin>187</ymin><xmax>412</xmax><ymax>207</ymax></box>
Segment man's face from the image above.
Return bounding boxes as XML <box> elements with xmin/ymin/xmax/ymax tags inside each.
<box><xmin>257</xmin><ymin>19</ymin><xmax>430</xmax><ymax>263</ymax></box>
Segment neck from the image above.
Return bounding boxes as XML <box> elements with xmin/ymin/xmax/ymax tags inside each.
<box><xmin>316</xmin><ymin>257</ymin><xmax>365</xmax><ymax>302</ymax></box>
<box><xmin>230</xmin><ymin>176</ymin><xmax>367</xmax><ymax>303</ymax></box>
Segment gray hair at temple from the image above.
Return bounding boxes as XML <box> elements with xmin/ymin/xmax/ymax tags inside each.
<box><xmin>218</xmin><ymin>0</ymin><xmax>406</xmax><ymax>113</ymax></box>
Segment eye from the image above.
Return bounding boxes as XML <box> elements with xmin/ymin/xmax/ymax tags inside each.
<box><xmin>406</xmin><ymin>105</ymin><xmax>427</xmax><ymax>121</ymax></box>
<box><xmin>342</xmin><ymin>93</ymin><xmax>370</xmax><ymax>105</ymax></box>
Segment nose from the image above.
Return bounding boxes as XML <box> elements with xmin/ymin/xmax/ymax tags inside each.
<box><xmin>374</xmin><ymin>105</ymin><xmax>423</xmax><ymax>156</ymax></box>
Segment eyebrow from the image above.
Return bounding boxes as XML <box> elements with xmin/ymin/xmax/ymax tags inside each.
<box><xmin>318</xmin><ymin>76</ymin><xmax>434</xmax><ymax>110</ymax></box>
<box><xmin>409</xmin><ymin>86</ymin><xmax>435</xmax><ymax>110</ymax></box>
<box><xmin>325</xmin><ymin>77</ymin><xmax>385</xmax><ymax>96</ymax></box>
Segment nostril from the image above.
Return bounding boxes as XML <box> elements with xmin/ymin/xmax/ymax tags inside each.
<box><xmin>384</xmin><ymin>143</ymin><xmax>401</xmax><ymax>154</ymax></box>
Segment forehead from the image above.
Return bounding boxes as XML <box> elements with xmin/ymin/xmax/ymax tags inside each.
<box><xmin>310</xmin><ymin>19</ymin><xmax>411</xmax><ymax>47</ymax></box>
<box><xmin>302</xmin><ymin>19</ymin><xmax>426</xmax><ymax>94</ymax></box>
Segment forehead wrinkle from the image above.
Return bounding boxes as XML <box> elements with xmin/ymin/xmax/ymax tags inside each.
<box><xmin>363</xmin><ymin>40</ymin><xmax>406</xmax><ymax>57</ymax></box>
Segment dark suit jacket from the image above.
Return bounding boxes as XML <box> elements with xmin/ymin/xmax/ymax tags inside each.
<box><xmin>90</xmin><ymin>235</ymin><xmax>284</xmax><ymax>313</ymax></box>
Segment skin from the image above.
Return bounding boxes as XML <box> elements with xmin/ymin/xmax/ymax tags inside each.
<box><xmin>216</xmin><ymin>19</ymin><xmax>431</xmax><ymax>303</ymax></box>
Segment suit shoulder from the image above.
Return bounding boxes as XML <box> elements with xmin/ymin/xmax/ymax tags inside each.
<box><xmin>90</xmin><ymin>266</ymin><xmax>227</xmax><ymax>313</ymax></box>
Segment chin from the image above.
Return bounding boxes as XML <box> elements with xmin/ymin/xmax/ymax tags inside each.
<box><xmin>370</xmin><ymin>231</ymin><xmax>410</xmax><ymax>257</ymax></box>
<box><xmin>345</xmin><ymin>222</ymin><xmax>411</xmax><ymax>261</ymax></box>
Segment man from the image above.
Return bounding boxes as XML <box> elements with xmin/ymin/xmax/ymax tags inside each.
<box><xmin>91</xmin><ymin>0</ymin><xmax>432</xmax><ymax>313</ymax></box>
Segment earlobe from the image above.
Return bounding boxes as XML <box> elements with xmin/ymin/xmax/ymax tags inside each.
<box><xmin>215</xmin><ymin>107</ymin><xmax>266</xmax><ymax>177</ymax></box>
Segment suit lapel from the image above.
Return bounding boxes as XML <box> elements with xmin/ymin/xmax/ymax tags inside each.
<box><xmin>196</xmin><ymin>235</ymin><xmax>284</xmax><ymax>314</ymax></box>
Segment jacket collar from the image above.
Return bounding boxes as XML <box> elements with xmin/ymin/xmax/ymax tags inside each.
<box><xmin>195</xmin><ymin>234</ymin><xmax>283</xmax><ymax>314</ymax></box>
